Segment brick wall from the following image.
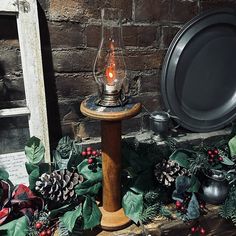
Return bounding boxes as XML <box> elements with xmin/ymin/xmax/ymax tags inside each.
<box><xmin>1</xmin><ymin>0</ymin><xmax>236</xmax><ymax>148</ymax></box>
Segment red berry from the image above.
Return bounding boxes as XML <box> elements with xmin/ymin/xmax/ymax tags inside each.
<box><xmin>92</xmin><ymin>150</ymin><xmax>97</xmax><ymax>156</ymax></box>
<box><xmin>46</xmin><ymin>229</ymin><xmax>52</xmax><ymax>236</ymax></box>
<box><xmin>218</xmin><ymin>156</ymin><xmax>223</xmax><ymax>161</ymax></box>
<box><xmin>200</xmin><ymin>203</ymin><xmax>205</xmax><ymax>209</ymax></box>
<box><xmin>181</xmin><ymin>206</ymin><xmax>185</xmax><ymax>211</ymax></box>
<box><xmin>200</xmin><ymin>227</ymin><xmax>206</xmax><ymax>235</ymax></box>
<box><xmin>208</xmin><ymin>159</ymin><xmax>213</xmax><ymax>163</ymax></box>
<box><xmin>214</xmin><ymin>149</ymin><xmax>219</xmax><ymax>154</ymax></box>
<box><xmin>88</xmin><ymin>158</ymin><xmax>93</xmax><ymax>164</ymax></box>
<box><xmin>86</xmin><ymin>147</ymin><xmax>92</xmax><ymax>152</ymax></box>
<box><xmin>87</xmin><ymin>151</ymin><xmax>91</xmax><ymax>156</ymax></box>
<box><xmin>210</xmin><ymin>154</ymin><xmax>215</xmax><ymax>158</ymax></box>
<box><xmin>40</xmin><ymin>231</ymin><xmax>47</xmax><ymax>236</ymax></box>
<box><xmin>35</xmin><ymin>222</ymin><xmax>42</xmax><ymax>229</ymax></box>
<box><xmin>82</xmin><ymin>151</ymin><xmax>87</xmax><ymax>156</ymax></box>
<box><xmin>207</xmin><ymin>150</ymin><xmax>212</xmax><ymax>155</ymax></box>
<box><xmin>175</xmin><ymin>201</ymin><xmax>182</xmax><ymax>208</ymax></box>
<box><xmin>191</xmin><ymin>227</ymin><xmax>196</xmax><ymax>233</ymax></box>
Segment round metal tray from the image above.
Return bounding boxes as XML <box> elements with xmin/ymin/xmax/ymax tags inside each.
<box><xmin>161</xmin><ymin>9</ymin><xmax>236</xmax><ymax>132</ymax></box>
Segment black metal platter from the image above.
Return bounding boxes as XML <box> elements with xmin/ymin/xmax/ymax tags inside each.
<box><xmin>161</xmin><ymin>9</ymin><xmax>236</xmax><ymax>132</ymax></box>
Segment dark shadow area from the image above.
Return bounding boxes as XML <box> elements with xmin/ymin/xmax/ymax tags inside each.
<box><xmin>0</xmin><ymin>15</ymin><xmax>18</xmax><ymax>40</ymax></box>
<box><xmin>37</xmin><ymin>3</ymin><xmax>62</xmax><ymax>150</ymax></box>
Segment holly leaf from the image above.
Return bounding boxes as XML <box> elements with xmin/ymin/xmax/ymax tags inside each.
<box><xmin>229</xmin><ymin>135</ymin><xmax>236</xmax><ymax>157</ymax></box>
<box><xmin>75</xmin><ymin>179</ymin><xmax>102</xmax><ymax>196</ymax></box>
<box><xmin>25</xmin><ymin>136</ymin><xmax>45</xmax><ymax>164</ymax></box>
<box><xmin>61</xmin><ymin>205</ymin><xmax>82</xmax><ymax>232</ymax></box>
<box><xmin>221</xmin><ymin>156</ymin><xmax>234</xmax><ymax>166</ymax></box>
<box><xmin>0</xmin><ymin>168</ymin><xmax>9</xmax><ymax>181</ymax></box>
<box><xmin>0</xmin><ymin>216</ymin><xmax>29</xmax><ymax>236</ymax></box>
<box><xmin>82</xmin><ymin>196</ymin><xmax>101</xmax><ymax>230</ymax></box>
<box><xmin>77</xmin><ymin>159</ymin><xmax>102</xmax><ymax>182</ymax></box>
<box><xmin>169</xmin><ymin>149</ymin><xmax>191</xmax><ymax>169</ymax></box>
<box><xmin>122</xmin><ymin>190</ymin><xmax>143</xmax><ymax>224</ymax></box>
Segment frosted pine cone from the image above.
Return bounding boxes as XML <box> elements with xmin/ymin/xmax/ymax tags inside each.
<box><xmin>35</xmin><ymin>169</ymin><xmax>84</xmax><ymax>203</ymax></box>
<box><xmin>154</xmin><ymin>159</ymin><xmax>188</xmax><ymax>187</ymax></box>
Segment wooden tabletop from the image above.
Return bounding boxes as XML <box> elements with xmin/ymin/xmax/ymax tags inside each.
<box><xmin>80</xmin><ymin>96</ymin><xmax>142</xmax><ymax>121</ymax></box>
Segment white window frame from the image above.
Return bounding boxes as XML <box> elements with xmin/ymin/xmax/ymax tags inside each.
<box><xmin>0</xmin><ymin>0</ymin><xmax>50</xmax><ymax>162</ymax></box>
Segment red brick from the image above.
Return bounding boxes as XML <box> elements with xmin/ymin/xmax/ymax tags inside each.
<box><xmin>48</xmin><ymin>22</ymin><xmax>85</xmax><ymax>48</ymax></box>
<box><xmin>134</xmin><ymin>0</ymin><xmax>171</xmax><ymax>22</ymax></box>
<box><xmin>85</xmin><ymin>25</ymin><xmax>101</xmax><ymax>48</ymax></box>
<box><xmin>49</xmin><ymin>0</ymin><xmax>132</xmax><ymax>22</ymax></box>
<box><xmin>55</xmin><ymin>73</ymin><xmax>98</xmax><ymax>99</ymax></box>
<box><xmin>52</xmin><ymin>49</ymin><xmax>97</xmax><ymax>72</ymax></box>
<box><xmin>139</xmin><ymin>70</ymin><xmax>160</xmax><ymax>93</ymax></box>
<box><xmin>125</xmin><ymin>49</ymin><xmax>165</xmax><ymax>71</ymax></box>
<box><xmin>200</xmin><ymin>0</ymin><xmax>236</xmax><ymax>11</ymax></box>
<box><xmin>171</xmin><ymin>0</ymin><xmax>199</xmax><ymax>23</ymax></box>
<box><xmin>123</xmin><ymin>26</ymin><xmax>158</xmax><ymax>47</ymax></box>
<box><xmin>162</xmin><ymin>25</ymin><xmax>181</xmax><ymax>48</ymax></box>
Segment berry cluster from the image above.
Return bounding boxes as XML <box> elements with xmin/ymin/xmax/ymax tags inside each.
<box><xmin>82</xmin><ymin>147</ymin><xmax>102</xmax><ymax>172</ymax></box>
<box><xmin>35</xmin><ymin>221</ymin><xmax>54</xmax><ymax>236</ymax></box>
<box><xmin>207</xmin><ymin>149</ymin><xmax>223</xmax><ymax>163</ymax></box>
<box><xmin>191</xmin><ymin>224</ymin><xmax>206</xmax><ymax>235</ymax></box>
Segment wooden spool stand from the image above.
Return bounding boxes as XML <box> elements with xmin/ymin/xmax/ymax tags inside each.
<box><xmin>80</xmin><ymin>96</ymin><xmax>141</xmax><ymax>230</ymax></box>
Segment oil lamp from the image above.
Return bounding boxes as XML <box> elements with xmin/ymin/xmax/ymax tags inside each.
<box><xmin>93</xmin><ymin>8</ymin><xmax>127</xmax><ymax>107</ymax></box>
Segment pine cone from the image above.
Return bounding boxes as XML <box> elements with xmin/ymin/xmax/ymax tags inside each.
<box><xmin>35</xmin><ymin>169</ymin><xmax>84</xmax><ymax>203</ymax></box>
<box><xmin>154</xmin><ymin>160</ymin><xmax>187</xmax><ymax>187</ymax></box>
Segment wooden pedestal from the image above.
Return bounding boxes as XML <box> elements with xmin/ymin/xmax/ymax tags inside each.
<box><xmin>80</xmin><ymin>96</ymin><xmax>141</xmax><ymax>230</ymax></box>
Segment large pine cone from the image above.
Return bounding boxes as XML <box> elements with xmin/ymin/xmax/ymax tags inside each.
<box><xmin>154</xmin><ymin>159</ymin><xmax>188</xmax><ymax>187</ymax></box>
<box><xmin>35</xmin><ymin>169</ymin><xmax>84</xmax><ymax>203</ymax></box>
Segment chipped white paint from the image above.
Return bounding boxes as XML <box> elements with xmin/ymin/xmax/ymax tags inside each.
<box><xmin>0</xmin><ymin>0</ymin><xmax>18</xmax><ymax>13</ymax></box>
<box><xmin>0</xmin><ymin>0</ymin><xmax>51</xmax><ymax>162</ymax></box>
<box><xmin>0</xmin><ymin>107</ymin><xmax>30</xmax><ymax>117</ymax></box>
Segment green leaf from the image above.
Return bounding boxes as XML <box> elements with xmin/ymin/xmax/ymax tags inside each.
<box><xmin>61</xmin><ymin>205</ymin><xmax>82</xmax><ymax>232</ymax></box>
<box><xmin>175</xmin><ymin>176</ymin><xmax>191</xmax><ymax>194</ymax></box>
<box><xmin>169</xmin><ymin>149</ymin><xmax>191</xmax><ymax>169</ymax></box>
<box><xmin>0</xmin><ymin>168</ymin><xmax>9</xmax><ymax>181</ymax></box>
<box><xmin>222</xmin><ymin>156</ymin><xmax>234</xmax><ymax>166</ymax></box>
<box><xmin>28</xmin><ymin>167</ymin><xmax>39</xmax><ymax>190</ymax></box>
<box><xmin>49</xmin><ymin>204</ymin><xmax>76</xmax><ymax>219</ymax></box>
<box><xmin>187</xmin><ymin>176</ymin><xmax>200</xmax><ymax>193</ymax></box>
<box><xmin>82</xmin><ymin>196</ymin><xmax>101</xmax><ymax>230</ymax></box>
<box><xmin>0</xmin><ymin>216</ymin><xmax>29</xmax><ymax>236</ymax></box>
<box><xmin>122</xmin><ymin>190</ymin><xmax>143</xmax><ymax>224</ymax></box>
<box><xmin>25</xmin><ymin>163</ymin><xmax>38</xmax><ymax>175</ymax></box>
<box><xmin>67</xmin><ymin>153</ymin><xmax>83</xmax><ymax>171</ymax></box>
<box><xmin>184</xmin><ymin>193</ymin><xmax>200</xmax><ymax>221</ymax></box>
<box><xmin>25</xmin><ymin>136</ymin><xmax>45</xmax><ymax>164</ymax></box>
<box><xmin>77</xmin><ymin>159</ymin><xmax>102</xmax><ymax>182</ymax></box>
<box><xmin>75</xmin><ymin>180</ymin><xmax>102</xmax><ymax>196</ymax></box>
<box><xmin>229</xmin><ymin>136</ymin><xmax>236</xmax><ymax>157</ymax></box>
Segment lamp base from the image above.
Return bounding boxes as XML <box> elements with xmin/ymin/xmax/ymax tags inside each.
<box><xmin>99</xmin><ymin>207</ymin><xmax>131</xmax><ymax>231</ymax></box>
<box><xmin>96</xmin><ymin>90</ymin><xmax>127</xmax><ymax>107</ymax></box>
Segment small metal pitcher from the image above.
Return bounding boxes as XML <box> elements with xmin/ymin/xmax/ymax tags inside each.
<box><xmin>149</xmin><ymin>111</ymin><xmax>170</xmax><ymax>136</ymax></box>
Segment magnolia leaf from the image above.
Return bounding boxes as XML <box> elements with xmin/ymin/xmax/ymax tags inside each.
<box><xmin>28</xmin><ymin>168</ymin><xmax>40</xmax><ymax>190</ymax></box>
<box><xmin>169</xmin><ymin>149</ymin><xmax>191</xmax><ymax>169</ymax></box>
<box><xmin>172</xmin><ymin>190</ymin><xmax>184</xmax><ymax>202</ymax></box>
<box><xmin>25</xmin><ymin>136</ymin><xmax>45</xmax><ymax>164</ymax></box>
<box><xmin>229</xmin><ymin>136</ymin><xmax>236</xmax><ymax>157</ymax></box>
<box><xmin>0</xmin><ymin>216</ymin><xmax>29</xmax><ymax>236</ymax></box>
<box><xmin>175</xmin><ymin>176</ymin><xmax>191</xmax><ymax>194</ymax></box>
<box><xmin>0</xmin><ymin>168</ymin><xmax>9</xmax><ymax>181</ymax></box>
<box><xmin>25</xmin><ymin>163</ymin><xmax>38</xmax><ymax>175</ymax></box>
<box><xmin>49</xmin><ymin>204</ymin><xmax>75</xmax><ymax>219</ymax></box>
<box><xmin>122</xmin><ymin>190</ymin><xmax>143</xmax><ymax>224</ymax></box>
<box><xmin>61</xmin><ymin>205</ymin><xmax>82</xmax><ymax>232</ymax></box>
<box><xmin>187</xmin><ymin>176</ymin><xmax>200</xmax><ymax>193</ymax></box>
<box><xmin>184</xmin><ymin>193</ymin><xmax>200</xmax><ymax>221</ymax></box>
<box><xmin>77</xmin><ymin>159</ymin><xmax>102</xmax><ymax>182</ymax></box>
<box><xmin>82</xmin><ymin>196</ymin><xmax>101</xmax><ymax>230</ymax></box>
<box><xmin>75</xmin><ymin>180</ymin><xmax>102</xmax><ymax>196</ymax></box>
